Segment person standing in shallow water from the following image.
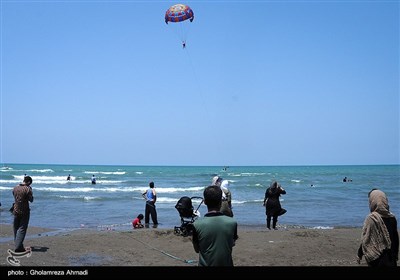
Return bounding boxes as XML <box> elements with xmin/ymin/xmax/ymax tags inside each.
<box><xmin>142</xmin><ymin>181</ymin><xmax>158</xmax><ymax>226</ymax></box>
<box><xmin>263</xmin><ymin>181</ymin><xmax>287</xmax><ymax>230</ymax></box>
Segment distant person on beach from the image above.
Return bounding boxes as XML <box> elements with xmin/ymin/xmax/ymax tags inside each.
<box><xmin>67</xmin><ymin>174</ymin><xmax>71</xmax><ymax>181</ymax></box>
<box><xmin>357</xmin><ymin>189</ymin><xmax>398</xmax><ymax>266</ymax></box>
<box><xmin>11</xmin><ymin>176</ymin><xmax>34</xmax><ymax>252</ymax></box>
<box><xmin>263</xmin><ymin>181</ymin><xmax>287</xmax><ymax>230</ymax></box>
<box><xmin>142</xmin><ymin>181</ymin><xmax>158</xmax><ymax>226</ymax></box>
<box><xmin>211</xmin><ymin>176</ymin><xmax>233</xmax><ymax>217</ymax></box>
<box><xmin>91</xmin><ymin>175</ymin><xmax>96</xmax><ymax>185</ymax></box>
<box><xmin>132</xmin><ymin>214</ymin><xmax>144</xmax><ymax>229</ymax></box>
<box><xmin>192</xmin><ymin>185</ymin><xmax>238</xmax><ymax>266</ymax></box>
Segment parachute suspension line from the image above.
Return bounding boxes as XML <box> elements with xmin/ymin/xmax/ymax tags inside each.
<box><xmin>180</xmin><ymin>20</ymin><xmax>191</xmax><ymax>47</ymax></box>
<box><xmin>168</xmin><ymin>22</ymin><xmax>186</xmax><ymax>47</ymax></box>
<box><xmin>128</xmin><ymin>234</ymin><xmax>197</xmax><ymax>265</ymax></box>
<box><xmin>183</xmin><ymin>49</ymin><xmax>215</xmax><ymax>136</ymax></box>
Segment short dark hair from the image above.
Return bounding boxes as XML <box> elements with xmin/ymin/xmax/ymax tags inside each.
<box><xmin>149</xmin><ymin>182</ymin><xmax>154</xmax><ymax>188</ymax></box>
<box><xmin>138</xmin><ymin>214</ymin><xmax>144</xmax><ymax>219</ymax></box>
<box><xmin>204</xmin><ymin>185</ymin><xmax>222</xmax><ymax>208</ymax></box>
<box><xmin>24</xmin><ymin>176</ymin><xmax>33</xmax><ymax>185</ymax></box>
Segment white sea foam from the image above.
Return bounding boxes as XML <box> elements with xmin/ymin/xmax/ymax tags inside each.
<box><xmin>312</xmin><ymin>226</ymin><xmax>334</xmax><ymax>230</ymax></box>
<box><xmin>231</xmin><ymin>172</ymin><xmax>266</xmax><ymax>177</ymax></box>
<box><xmin>0</xmin><ymin>166</ymin><xmax>13</xmax><ymax>171</ymax></box>
<box><xmin>27</xmin><ymin>169</ymin><xmax>54</xmax><ymax>173</ymax></box>
<box><xmin>83</xmin><ymin>171</ymin><xmax>126</xmax><ymax>175</ymax></box>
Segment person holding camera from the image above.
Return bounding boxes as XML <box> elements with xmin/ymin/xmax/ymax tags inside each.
<box><xmin>11</xmin><ymin>176</ymin><xmax>34</xmax><ymax>252</ymax></box>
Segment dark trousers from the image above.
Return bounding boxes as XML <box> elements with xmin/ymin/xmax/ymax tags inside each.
<box><xmin>145</xmin><ymin>201</ymin><xmax>158</xmax><ymax>224</ymax></box>
<box><xmin>266</xmin><ymin>215</ymin><xmax>278</xmax><ymax>229</ymax></box>
<box><xmin>13</xmin><ymin>212</ymin><xmax>30</xmax><ymax>252</ymax></box>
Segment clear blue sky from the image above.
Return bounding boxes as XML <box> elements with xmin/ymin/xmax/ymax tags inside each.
<box><xmin>1</xmin><ymin>0</ymin><xmax>399</xmax><ymax>166</ymax></box>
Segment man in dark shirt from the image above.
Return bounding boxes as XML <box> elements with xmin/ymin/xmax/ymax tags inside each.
<box><xmin>12</xmin><ymin>176</ymin><xmax>34</xmax><ymax>252</ymax></box>
<box><xmin>192</xmin><ymin>185</ymin><xmax>238</xmax><ymax>266</ymax></box>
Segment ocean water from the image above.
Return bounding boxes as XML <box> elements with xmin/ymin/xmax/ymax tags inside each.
<box><xmin>0</xmin><ymin>164</ymin><xmax>399</xmax><ymax>231</ymax></box>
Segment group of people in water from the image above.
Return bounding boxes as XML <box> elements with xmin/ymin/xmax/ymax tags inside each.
<box><xmin>133</xmin><ymin>176</ymin><xmax>288</xmax><ymax>231</ymax></box>
<box><xmin>66</xmin><ymin>174</ymin><xmax>96</xmax><ymax>184</ymax></box>
<box><xmin>343</xmin><ymin>176</ymin><xmax>353</xmax><ymax>182</ymax></box>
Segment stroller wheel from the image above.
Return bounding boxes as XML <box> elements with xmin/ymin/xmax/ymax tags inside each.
<box><xmin>174</xmin><ymin>226</ymin><xmax>181</xmax><ymax>235</ymax></box>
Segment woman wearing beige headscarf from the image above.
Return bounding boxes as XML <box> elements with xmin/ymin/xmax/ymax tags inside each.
<box><xmin>211</xmin><ymin>176</ymin><xmax>233</xmax><ymax>217</ymax></box>
<box><xmin>357</xmin><ymin>189</ymin><xmax>399</xmax><ymax>266</ymax></box>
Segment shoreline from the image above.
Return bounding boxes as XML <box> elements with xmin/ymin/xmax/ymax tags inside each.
<box><xmin>0</xmin><ymin>222</ymin><xmax>361</xmax><ymax>242</ymax></box>
<box><xmin>0</xmin><ymin>223</ymin><xmax>374</xmax><ymax>267</ymax></box>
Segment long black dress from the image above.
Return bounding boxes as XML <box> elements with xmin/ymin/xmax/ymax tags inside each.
<box><xmin>264</xmin><ymin>183</ymin><xmax>286</xmax><ymax>229</ymax></box>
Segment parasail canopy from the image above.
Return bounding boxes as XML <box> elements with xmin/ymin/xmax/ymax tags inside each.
<box><xmin>165</xmin><ymin>4</ymin><xmax>194</xmax><ymax>24</ymax></box>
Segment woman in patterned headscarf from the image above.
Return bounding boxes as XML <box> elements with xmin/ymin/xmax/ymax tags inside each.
<box><xmin>357</xmin><ymin>189</ymin><xmax>399</xmax><ymax>266</ymax></box>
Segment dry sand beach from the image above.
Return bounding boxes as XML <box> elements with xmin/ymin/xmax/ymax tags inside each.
<box><xmin>2</xmin><ymin>224</ymin><xmax>399</xmax><ymax>277</ymax></box>
<box><xmin>1</xmin><ymin>224</ymin><xmax>367</xmax><ymax>267</ymax></box>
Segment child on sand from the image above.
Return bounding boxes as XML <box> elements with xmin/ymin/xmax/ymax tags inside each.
<box><xmin>132</xmin><ymin>214</ymin><xmax>144</xmax><ymax>229</ymax></box>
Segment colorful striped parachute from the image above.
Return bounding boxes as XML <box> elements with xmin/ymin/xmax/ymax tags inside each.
<box><xmin>165</xmin><ymin>4</ymin><xmax>194</xmax><ymax>24</ymax></box>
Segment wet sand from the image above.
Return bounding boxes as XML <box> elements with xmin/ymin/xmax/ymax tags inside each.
<box><xmin>3</xmin><ymin>223</ymin><xmax>398</xmax><ymax>277</ymax></box>
<box><xmin>0</xmin><ymin>224</ymin><xmax>367</xmax><ymax>267</ymax></box>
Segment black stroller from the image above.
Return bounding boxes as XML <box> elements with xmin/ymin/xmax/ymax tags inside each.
<box><xmin>174</xmin><ymin>196</ymin><xmax>204</xmax><ymax>237</ymax></box>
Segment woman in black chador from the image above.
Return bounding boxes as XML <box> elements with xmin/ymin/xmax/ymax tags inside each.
<box><xmin>263</xmin><ymin>181</ymin><xmax>287</xmax><ymax>230</ymax></box>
